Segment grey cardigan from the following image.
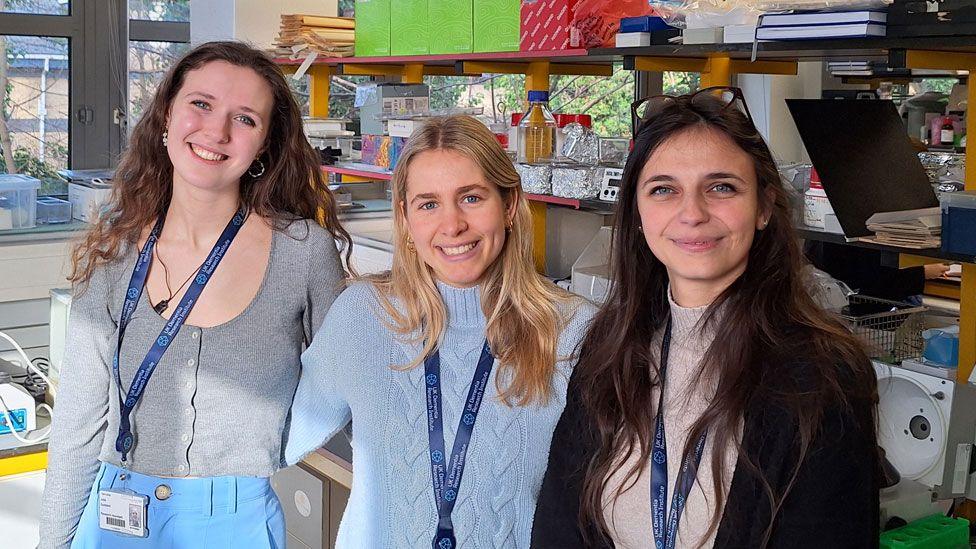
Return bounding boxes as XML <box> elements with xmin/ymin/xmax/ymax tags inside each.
<box><xmin>38</xmin><ymin>219</ymin><xmax>345</xmax><ymax>549</ymax></box>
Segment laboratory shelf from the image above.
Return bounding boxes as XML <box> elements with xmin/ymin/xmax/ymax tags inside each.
<box><xmin>796</xmin><ymin>228</ymin><xmax>976</xmax><ymax>265</ymax></box>
<box><xmin>322</xmin><ymin>164</ymin><xmax>392</xmax><ymax>180</ymax></box>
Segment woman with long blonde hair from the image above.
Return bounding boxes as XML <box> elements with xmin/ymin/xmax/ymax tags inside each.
<box><xmin>39</xmin><ymin>41</ymin><xmax>348</xmax><ymax>549</ymax></box>
<box><xmin>285</xmin><ymin>115</ymin><xmax>594</xmax><ymax>548</ymax></box>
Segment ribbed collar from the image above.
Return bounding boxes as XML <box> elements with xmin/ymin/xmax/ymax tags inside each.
<box><xmin>667</xmin><ymin>287</ymin><xmax>716</xmax><ymax>344</ymax></box>
<box><xmin>437</xmin><ymin>281</ymin><xmax>485</xmax><ymax>329</ymax></box>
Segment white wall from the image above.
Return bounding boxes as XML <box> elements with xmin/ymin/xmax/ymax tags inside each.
<box><xmin>191</xmin><ymin>0</ymin><xmax>340</xmax><ymax>48</ymax></box>
<box><xmin>738</xmin><ymin>61</ymin><xmax>823</xmax><ymax>164</ymax></box>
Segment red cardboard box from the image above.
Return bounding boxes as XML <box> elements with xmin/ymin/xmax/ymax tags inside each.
<box><xmin>520</xmin><ymin>0</ymin><xmax>579</xmax><ymax>51</ymax></box>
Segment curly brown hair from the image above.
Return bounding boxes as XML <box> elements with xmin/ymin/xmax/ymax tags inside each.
<box><xmin>69</xmin><ymin>41</ymin><xmax>350</xmax><ymax>286</ymax></box>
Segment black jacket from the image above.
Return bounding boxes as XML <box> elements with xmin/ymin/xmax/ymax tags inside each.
<box><xmin>531</xmin><ymin>350</ymin><xmax>880</xmax><ymax>549</ymax></box>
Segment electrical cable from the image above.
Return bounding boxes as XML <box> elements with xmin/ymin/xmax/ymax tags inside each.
<box><xmin>0</xmin><ymin>329</ymin><xmax>55</xmax><ymax>444</ymax></box>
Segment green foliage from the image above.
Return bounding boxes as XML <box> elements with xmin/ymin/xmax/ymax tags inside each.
<box><xmin>663</xmin><ymin>72</ymin><xmax>700</xmax><ymax>96</ymax></box>
<box><xmin>0</xmin><ymin>145</ymin><xmax>69</xmax><ymax>194</ymax></box>
<box><xmin>919</xmin><ymin>78</ymin><xmax>959</xmax><ymax>96</ymax></box>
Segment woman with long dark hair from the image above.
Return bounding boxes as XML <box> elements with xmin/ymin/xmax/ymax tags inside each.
<box><xmin>532</xmin><ymin>89</ymin><xmax>878</xmax><ymax>548</ymax></box>
<box><xmin>39</xmin><ymin>41</ymin><xmax>348</xmax><ymax>548</ymax></box>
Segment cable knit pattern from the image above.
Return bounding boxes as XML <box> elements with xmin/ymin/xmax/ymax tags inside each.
<box><xmin>286</xmin><ymin>281</ymin><xmax>595</xmax><ymax>548</ymax></box>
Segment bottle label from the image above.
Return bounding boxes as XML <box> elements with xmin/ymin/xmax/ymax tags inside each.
<box><xmin>942</xmin><ymin>129</ymin><xmax>955</xmax><ymax>143</ymax></box>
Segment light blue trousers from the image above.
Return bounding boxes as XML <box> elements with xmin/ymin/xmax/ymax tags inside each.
<box><xmin>70</xmin><ymin>462</ymin><xmax>285</xmax><ymax>549</ymax></box>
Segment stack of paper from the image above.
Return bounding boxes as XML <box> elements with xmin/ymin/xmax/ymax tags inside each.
<box><xmin>863</xmin><ymin>207</ymin><xmax>942</xmax><ymax>249</ymax></box>
<box><xmin>756</xmin><ymin>10</ymin><xmax>887</xmax><ymax>40</ymax></box>
<box><xmin>274</xmin><ymin>14</ymin><xmax>355</xmax><ymax>57</ymax></box>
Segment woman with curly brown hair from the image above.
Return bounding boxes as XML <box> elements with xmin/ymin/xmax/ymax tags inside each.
<box><xmin>38</xmin><ymin>41</ymin><xmax>348</xmax><ymax>548</ymax></box>
<box><xmin>532</xmin><ymin>89</ymin><xmax>879</xmax><ymax>548</ymax></box>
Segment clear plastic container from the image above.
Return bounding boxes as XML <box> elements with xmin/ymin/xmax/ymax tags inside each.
<box><xmin>36</xmin><ymin>196</ymin><xmax>72</xmax><ymax>224</ymax></box>
<box><xmin>0</xmin><ymin>174</ymin><xmax>41</xmax><ymax>230</ymax></box>
<box><xmin>517</xmin><ymin>91</ymin><xmax>557</xmax><ymax>164</ymax></box>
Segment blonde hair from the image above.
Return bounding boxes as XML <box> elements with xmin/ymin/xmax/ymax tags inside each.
<box><xmin>366</xmin><ymin>115</ymin><xmax>571</xmax><ymax>406</ymax></box>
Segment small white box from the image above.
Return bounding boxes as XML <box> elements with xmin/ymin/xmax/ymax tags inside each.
<box><xmin>615</xmin><ymin>32</ymin><xmax>651</xmax><ymax>48</ymax></box>
<box><xmin>69</xmin><ymin>181</ymin><xmax>113</xmax><ymax>223</ymax></box>
<box><xmin>724</xmin><ymin>24</ymin><xmax>757</xmax><ymax>43</ymax></box>
<box><xmin>387</xmin><ymin>119</ymin><xmax>424</xmax><ymax>138</ymax></box>
<box><xmin>683</xmin><ymin>27</ymin><xmax>724</xmax><ymax>44</ymax></box>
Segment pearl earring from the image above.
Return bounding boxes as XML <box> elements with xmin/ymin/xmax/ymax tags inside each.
<box><xmin>162</xmin><ymin>131</ymin><xmax>168</xmax><ymax>147</ymax></box>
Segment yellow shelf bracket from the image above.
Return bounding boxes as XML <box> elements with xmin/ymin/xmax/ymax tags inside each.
<box><xmin>903</xmin><ymin>50</ymin><xmax>976</xmax><ymax>71</ymax></box>
<box><xmin>730</xmin><ymin>59</ymin><xmax>797</xmax><ymax>76</ymax></box>
<box><xmin>308</xmin><ymin>64</ymin><xmax>332</xmax><ymax>118</ymax></box>
<box><xmin>529</xmin><ymin>200</ymin><xmax>547</xmax><ymax>273</ymax></box>
<box><xmin>959</xmin><ymin>76</ymin><xmax>976</xmax><ymax>384</ymax></box>
<box><xmin>458</xmin><ymin>61</ymin><xmax>610</xmax><ymax>77</ymax></box>
<box><xmin>525</xmin><ymin>60</ymin><xmax>551</xmax><ymax>92</ymax></box>
<box><xmin>701</xmin><ymin>55</ymin><xmax>732</xmax><ymax>88</ymax></box>
<box><xmin>630</xmin><ymin>56</ymin><xmax>708</xmax><ymax>74</ymax></box>
<box><xmin>402</xmin><ymin>63</ymin><xmax>425</xmax><ymax>84</ymax></box>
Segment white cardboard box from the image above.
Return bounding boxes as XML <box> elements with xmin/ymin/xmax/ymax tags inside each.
<box><xmin>387</xmin><ymin>119</ymin><xmax>424</xmax><ymax>138</ymax></box>
<box><xmin>615</xmin><ymin>32</ymin><xmax>651</xmax><ymax>48</ymax></box>
<box><xmin>683</xmin><ymin>27</ymin><xmax>724</xmax><ymax>44</ymax></box>
<box><xmin>68</xmin><ymin>182</ymin><xmax>112</xmax><ymax>223</ymax></box>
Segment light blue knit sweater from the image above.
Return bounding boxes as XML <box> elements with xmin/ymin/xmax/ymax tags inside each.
<box><xmin>285</xmin><ymin>281</ymin><xmax>594</xmax><ymax>548</ymax></box>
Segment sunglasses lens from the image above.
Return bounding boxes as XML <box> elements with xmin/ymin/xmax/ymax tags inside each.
<box><xmin>692</xmin><ymin>88</ymin><xmax>749</xmax><ymax>119</ymax></box>
<box><xmin>634</xmin><ymin>96</ymin><xmax>674</xmax><ymax>122</ymax></box>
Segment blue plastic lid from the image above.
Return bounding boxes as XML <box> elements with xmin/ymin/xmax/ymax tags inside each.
<box><xmin>527</xmin><ymin>90</ymin><xmax>549</xmax><ymax>102</ymax></box>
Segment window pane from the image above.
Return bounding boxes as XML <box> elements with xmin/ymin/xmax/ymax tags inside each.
<box><xmin>129</xmin><ymin>0</ymin><xmax>189</xmax><ymax>22</ymax></box>
<box><xmin>128</xmin><ymin>41</ymin><xmax>189</xmax><ymax>131</ymax></box>
<box><xmin>2</xmin><ymin>36</ymin><xmax>69</xmax><ymax>196</ymax></box>
<box><xmin>0</xmin><ymin>0</ymin><xmax>68</xmax><ymax>16</ymax></box>
<box><xmin>492</xmin><ymin>64</ymin><xmax>636</xmax><ymax>138</ymax></box>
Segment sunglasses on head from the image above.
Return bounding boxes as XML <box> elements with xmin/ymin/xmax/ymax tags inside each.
<box><xmin>630</xmin><ymin>86</ymin><xmax>753</xmax><ymax>140</ymax></box>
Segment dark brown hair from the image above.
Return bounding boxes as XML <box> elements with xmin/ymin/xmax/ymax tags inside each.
<box><xmin>70</xmin><ymin>41</ymin><xmax>350</xmax><ymax>285</ymax></box>
<box><xmin>577</xmin><ymin>94</ymin><xmax>877</xmax><ymax>545</ymax></box>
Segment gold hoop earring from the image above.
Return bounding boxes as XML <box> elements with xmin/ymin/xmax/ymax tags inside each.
<box><xmin>405</xmin><ymin>235</ymin><xmax>416</xmax><ymax>252</ymax></box>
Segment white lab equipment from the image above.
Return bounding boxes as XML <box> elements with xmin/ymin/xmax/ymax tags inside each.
<box><xmin>874</xmin><ymin>360</ymin><xmax>976</xmax><ymax>499</ymax></box>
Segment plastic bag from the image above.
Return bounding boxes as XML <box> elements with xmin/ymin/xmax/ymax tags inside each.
<box><xmin>649</xmin><ymin>0</ymin><xmax>759</xmax><ymax>28</ymax></box>
<box><xmin>572</xmin><ymin>0</ymin><xmax>657</xmax><ymax>48</ymax></box>
<box><xmin>803</xmin><ymin>265</ymin><xmax>853</xmax><ymax>313</ymax></box>
<box><xmin>650</xmin><ymin>0</ymin><xmax>891</xmax><ymax>29</ymax></box>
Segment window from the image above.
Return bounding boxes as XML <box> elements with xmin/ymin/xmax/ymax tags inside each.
<box><xmin>663</xmin><ymin>72</ymin><xmax>701</xmax><ymax>96</ymax></box>
<box><xmin>1</xmin><ymin>35</ymin><xmax>69</xmax><ymax>195</ymax></box>
<box><xmin>0</xmin><ymin>0</ymin><xmax>69</xmax><ymax>16</ymax></box>
<box><xmin>451</xmin><ymin>65</ymin><xmax>637</xmax><ymax>138</ymax></box>
<box><xmin>128</xmin><ymin>40</ymin><xmax>189</xmax><ymax>129</ymax></box>
<box><xmin>129</xmin><ymin>0</ymin><xmax>189</xmax><ymax>22</ymax></box>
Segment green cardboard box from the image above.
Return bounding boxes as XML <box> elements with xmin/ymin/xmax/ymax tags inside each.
<box><xmin>355</xmin><ymin>0</ymin><xmax>391</xmax><ymax>57</ymax></box>
<box><xmin>428</xmin><ymin>0</ymin><xmax>473</xmax><ymax>55</ymax></box>
<box><xmin>391</xmin><ymin>0</ymin><xmax>429</xmax><ymax>56</ymax></box>
<box><xmin>474</xmin><ymin>0</ymin><xmax>519</xmax><ymax>52</ymax></box>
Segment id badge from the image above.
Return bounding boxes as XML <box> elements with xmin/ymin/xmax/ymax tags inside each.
<box><xmin>98</xmin><ymin>489</ymin><xmax>148</xmax><ymax>538</ymax></box>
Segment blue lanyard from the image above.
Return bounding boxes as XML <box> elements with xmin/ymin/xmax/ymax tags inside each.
<box><xmin>651</xmin><ymin>317</ymin><xmax>708</xmax><ymax>549</ymax></box>
<box><xmin>424</xmin><ymin>340</ymin><xmax>494</xmax><ymax>549</ymax></box>
<box><xmin>113</xmin><ymin>206</ymin><xmax>248</xmax><ymax>463</ymax></box>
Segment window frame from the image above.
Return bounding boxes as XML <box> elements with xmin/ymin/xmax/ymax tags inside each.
<box><xmin>0</xmin><ymin>1</ymin><xmax>189</xmax><ymax>171</ymax></box>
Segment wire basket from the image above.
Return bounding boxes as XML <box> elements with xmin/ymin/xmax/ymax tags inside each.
<box><xmin>840</xmin><ymin>295</ymin><xmax>926</xmax><ymax>364</ymax></box>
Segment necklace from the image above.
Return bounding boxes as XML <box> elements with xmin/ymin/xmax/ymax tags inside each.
<box><xmin>151</xmin><ymin>244</ymin><xmax>205</xmax><ymax>315</ymax></box>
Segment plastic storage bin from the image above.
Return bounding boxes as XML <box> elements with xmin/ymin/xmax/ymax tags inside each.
<box><xmin>940</xmin><ymin>191</ymin><xmax>976</xmax><ymax>256</ymax></box>
<box><xmin>0</xmin><ymin>174</ymin><xmax>41</xmax><ymax>230</ymax></box>
<box><xmin>571</xmin><ymin>226</ymin><xmax>612</xmax><ymax>303</ymax></box>
<box><xmin>36</xmin><ymin>196</ymin><xmax>71</xmax><ymax>224</ymax></box>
